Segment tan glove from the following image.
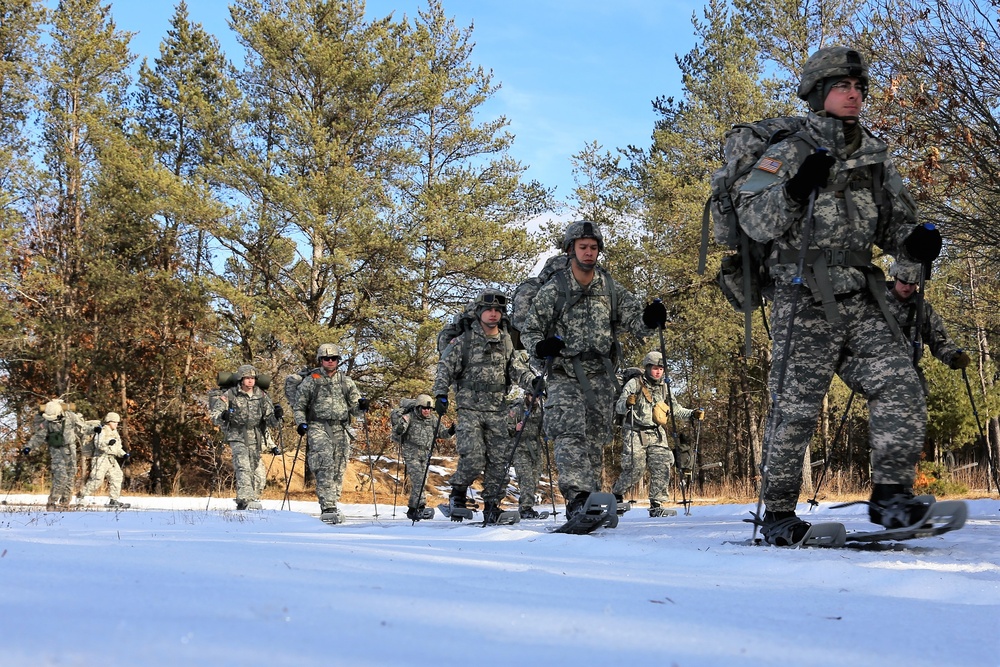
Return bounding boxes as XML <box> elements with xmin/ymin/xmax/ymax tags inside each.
<box><xmin>626</xmin><ymin>394</ymin><xmax>637</xmax><ymax>407</ymax></box>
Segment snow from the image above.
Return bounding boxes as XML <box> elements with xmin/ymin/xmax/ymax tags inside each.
<box><xmin>1</xmin><ymin>494</ymin><xmax>998</xmax><ymax>667</ymax></box>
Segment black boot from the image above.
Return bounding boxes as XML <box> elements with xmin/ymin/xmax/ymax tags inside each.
<box><xmin>482</xmin><ymin>502</ymin><xmax>503</xmax><ymax>525</ymax></box>
<box><xmin>519</xmin><ymin>506</ymin><xmax>540</xmax><ymax>519</ymax></box>
<box><xmin>567</xmin><ymin>491</ymin><xmax>590</xmax><ymax>519</ymax></box>
<box><xmin>449</xmin><ymin>485</ymin><xmax>468</xmax><ymax>512</ymax></box>
<box><xmin>760</xmin><ymin>510</ymin><xmax>811</xmax><ymax>546</ymax></box>
<box><xmin>869</xmin><ymin>484</ymin><xmax>933</xmax><ymax>528</ymax></box>
<box><xmin>406</xmin><ymin>506</ymin><xmax>422</xmax><ymax>521</ymax></box>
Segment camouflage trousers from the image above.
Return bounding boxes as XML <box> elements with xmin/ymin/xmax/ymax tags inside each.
<box><xmin>80</xmin><ymin>454</ymin><xmax>123</xmax><ymax>501</ymax></box>
<box><xmin>229</xmin><ymin>438</ymin><xmax>266</xmax><ymax>502</ymax></box>
<box><xmin>306</xmin><ymin>421</ymin><xmax>352</xmax><ymax>510</ymax></box>
<box><xmin>543</xmin><ymin>369</ymin><xmax>616</xmax><ymax>503</ymax></box>
<box><xmin>48</xmin><ymin>444</ymin><xmax>77</xmax><ymax>506</ymax></box>
<box><xmin>513</xmin><ymin>435</ymin><xmax>542</xmax><ymax>509</ymax></box>
<box><xmin>764</xmin><ymin>286</ymin><xmax>925</xmax><ymax>512</ymax></box>
<box><xmin>402</xmin><ymin>441</ymin><xmax>432</xmax><ymax>508</ymax></box>
<box><xmin>612</xmin><ymin>427</ymin><xmax>675</xmax><ymax>505</ymax></box>
<box><xmin>451</xmin><ymin>407</ymin><xmax>511</xmax><ymax>505</ymax></box>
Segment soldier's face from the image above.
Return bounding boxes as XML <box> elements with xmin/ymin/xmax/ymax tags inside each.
<box><xmin>572</xmin><ymin>239</ymin><xmax>600</xmax><ymax>270</ymax></box>
<box><xmin>108</xmin><ymin>422</ymin><xmax>119</xmax><ymax>431</ymax></box>
<box><xmin>649</xmin><ymin>365</ymin><xmax>664</xmax><ymax>380</ymax></box>
<box><xmin>893</xmin><ymin>280</ymin><xmax>917</xmax><ymax>300</ymax></box>
<box><xmin>480</xmin><ymin>307</ymin><xmax>503</xmax><ymax>327</ymax></box>
<box><xmin>824</xmin><ymin>76</ymin><xmax>865</xmax><ymax>121</ymax></box>
<box><xmin>240</xmin><ymin>377</ymin><xmax>256</xmax><ymax>391</ymax></box>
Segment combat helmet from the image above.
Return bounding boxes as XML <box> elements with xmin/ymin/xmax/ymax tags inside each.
<box><xmin>42</xmin><ymin>399</ymin><xmax>64</xmax><ymax>422</ymax></box>
<box><xmin>236</xmin><ymin>364</ymin><xmax>257</xmax><ymax>379</ymax></box>
<box><xmin>104</xmin><ymin>412</ymin><xmax>121</xmax><ymax>423</ymax></box>
<box><xmin>642</xmin><ymin>351</ymin><xmax>664</xmax><ymax>368</ymax></box>
<box><xmin>562</xmin><ymin>220</ymin><xmax>605</xmax><ymax>252</ymax></box>
<box><xmin>890</xmin><ymin>259</ymin><xmax>922</xmax><ymax>285</ymax></box>
<box><xmin>473</xmin><ymin>288</ymin><xmax>508</xmax><ymax>315</ymax></box>
<box><xmin>415</xmin><ymin>394</ymin><xmax>434</xmax><ymax>409</ymax></box>
<box><xmin>316</xmin><ymin>343</ymin><xmax>341</xmax><ymax>361</ymax></box>
<box><xmin>798</xmin><ymin>46</ymin><xmax>869</xmax><ymax>112</ymax></box>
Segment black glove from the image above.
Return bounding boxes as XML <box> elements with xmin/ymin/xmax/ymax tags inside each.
<box><xmin>109</xmin><ymin>439</ymin><xmax>117</xmax><ymax>446</ymax></box>
<box><xmin>904</xmin><ymin>224</ymin><xmax>942</xmax><ymax>264</ymax></box>
<box><xmin>121</xmin><ymin>451</ymin><xmax>130</xmax><ymax>461</ymax></box>
<box><xmin>357</xmin><ymin>398</ymin><xmax>370</xmax><ymax>412</ymax></box>
<box><xmin>272</xmin><ymin>405</ymin><xmax>284</xmax><ymax>421</ymax></box>
<box><xmin>642</xmin><ymin>300</ymin><xmax>667</xmax><ymax>329</ymax></box>
<box><xmin>297</xmin><ymin>423</ymin><xmax>308</xmax><ymax>436</ymax></box>
<box><xmin>21</xmin><ymin>447</ymin><xmax>30</xmax><ymax>456</ymax></box>
<box><xmin>534</xmin><ymin>336</ymin><xmax>565</xmax><ymax>359</ymax></box>
<box><xmin>221</xmin><ymin>410</ymin><xmax>231</xmax><ymax>424</ymax></box>
<box><xmin>950</xmin><ymin>350</ymin><xmax>971</xmax><ymax>370</ymax></box>
<box><xmin>434</xmin><ymin>395</ymin><xmax>449</xmax><ymax>417</ymax></box>
<box><xmin>784</xmin><ymin>150</ymin><xmax>835</xmax><ymax>204</ymax></box>
<box><xmin>271</xmin><ymin>446</ymin><xmax>281</xmax><ymax>455</ymax></box>
<box><xmin>447</xmin><ymin>423</ymin><xmax>456</xmax><ymax>436</ymax></box>
<box><xmin>93</xmin><ymin>426</ymin><xmax>103</xmax><ymax>434</ymax></box>
<box><xmin>530</xmin><ymin>376</ymin><xmax>546</xmax><ymax>395</ymax></box>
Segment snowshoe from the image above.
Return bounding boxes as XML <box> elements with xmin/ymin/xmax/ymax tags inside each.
<box><xmin>614</xmin><ymin>493</ymin><xmax>632</xmax><ymax>516</ymax></box>
<box><xmin>867</xmin><ymin>485</ymin><xmax>935</xmax><ymax>529</ymax></box>
<box><xmin>319</xmin><ymin>506</ymin><xmax>344</xmax><ymax>525</ymax></box>
<box><xmin>445</xmin><ymin>487</ymin><xmax>474</xmax><ymax>522</ymax></box>
<box><xmin>519</xmin><ymin>507</ymin><xmax>541</xmax><ymax>520</ymax></box>
<box><xmin>552</xmin><ymin>492</ymin><xmax>618</xmax><ymax>535</ymax></box>
<box><xmin>747</xmin><ymin>510</ymin><xmax>845</xmax><ymax>548</ymax></box>
<box><xmin>482</xmin><ymin>503</ymin><xmax>520</xmax><ymax>526</ymax></box>
<box><xmin>844</xmin><ymin>499</ymin><xmax>967</xmax><ymax>544</ymax></box>
<box><xmin>648</xmin><ymin>506</ymin><xmax>677</xmax><ymax>518</ymax></box>
<box><xmin>107</xmin><ymin>499</ymin><xmax>131</xmax><ymax>509</ymax></box>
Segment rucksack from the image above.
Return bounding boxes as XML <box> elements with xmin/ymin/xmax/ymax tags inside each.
<box><xmin>80</xmin><ymin>418</ymin><xmax>102</xmax><ymax>457</ymax></box>
<box><xmin>613</xmin><ymin>367</ymin><xmax>645</xmax><ymax>428</ymax></box>
<box><xmin>509</xmin><ymin>253</ymin><xmax>620</xmax><ymax>362</ymax></box>
<box><xmin>283</xmin><ymin>367</ymin><xmax>312</xmax><ymax>409</ymax></box>
<box><xmin>698</xmin><ymin>116</ymin><xmax>812</xmax><ymax>355</ymax></box>
<box><xmin>389</xmin><ymin>398</ymin><xmax>417</xmax><ymax>445</ymax></box>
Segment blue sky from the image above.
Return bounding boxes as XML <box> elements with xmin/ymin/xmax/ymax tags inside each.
<box><xmin>107</xmin><ymin>0</ymin><xmax>700</xmax><ymax>204</ymax></box>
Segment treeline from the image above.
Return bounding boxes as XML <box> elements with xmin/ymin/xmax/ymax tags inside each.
<box><xmin>1</xmin><ymin>0</ymin><xmax>997</xmax><ymax>498</ymax></box>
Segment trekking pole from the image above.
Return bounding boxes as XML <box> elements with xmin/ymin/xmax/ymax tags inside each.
<box><xmin>361</xmin><ymin>412</ymin><xmax>379</xmax><ymax>519</ymax></box>
<box><xmin>501</xmin><ymin>356</ymin><xmax>555</xmax><ymax>499</ymax></box>
<box><xmin>281</xmin><ymin>432</ymin><xmax>305</xmax><ymax>511</ymax></box>
<box><xmin>806</xmin><ymin>389</ymin><xmax>856</xmax><ymax>509</ymax></box>
<box><xmin>412</xmin><ymin>413</ymin><xmax>445</xmax><ymax>525</ymax></box>
<box><xmin>391</xmin><ymin>435</ymin><xmax>403</xmax><ymax>519</ymax></box>
<box><xmin>541</xmin><ymin>432</ymin><xmax>558</xmax><ymax>519</ymax></box>
<box><xmin>657</xmin><ymin>317</ymin><xmax>690</xmax><ymax>516</ymax></box>
<box><xmin>749</xmin><ymin>159</ymin><xmax>824</xmax><ymax>541</ymax></box>
<box><xmin>693</xmin><ymin>418</ymin><xmax>702</xmax><ymax>494</ymax></box>
<box><xmin>278</xmin><ymin>426</ymin><xmax>289</xmax><ymax>498</ymax></box>
<box><xmin>962</xmin><ymin>367</ymin><xmax>1000</xmax><ymax>496</ymax></box>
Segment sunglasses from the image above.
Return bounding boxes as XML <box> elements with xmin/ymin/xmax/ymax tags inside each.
<box><xmin>320</xmin><ymin>356</ymin><xmax>341</xmax><ymax>362</ymax></box>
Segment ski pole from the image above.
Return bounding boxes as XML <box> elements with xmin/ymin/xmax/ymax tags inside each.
<box><xmin>502</xmin><ymin>356</ymin><xmax>555</xmax><ymax>500</ymax></box>
<box><xmin>391</xmin><ymin>434</ymin><xmax>403</xmax><ymax>519</ymax></box>
<box><xmin>412</xmin><ymin>413</ymin><xmax>445</xmax><ymax>525</ymax></box>
<box><xmin>281</xmin><ymin>432</ymin><xmax>305</xmax><ymax>511</ymax></box>
<box><xmin>750</xmin><ymin>162</ymin><xmax>824</xmax><ymax>541</ymax></box>
<box><xmin>962</xmin><ymin>367</ymin><xmax>1000</xmax><ymax>495</ymax></box>
<box><xmin>278</xmin><ymin>426</ymin><xmax>288</xmax><ymax>499</ymax></box>
<box><xmin>806</xmin><ymin>389</ymin><xmax>856</xmax><ymax>509</ymax></box>
<box><xmin>360</xmin><ymin>411</ymin><xmax>379</xmax><ymax>519</ymax></box>
<box><xmin>541</xmin><ymin>432</ymin><xmax>558</xmax><ymax>519</ymax></box>
<box><xmin>693</xmin><ymin>417</ymin><xmax>702</xmax><ymax>494</ymax></box>
<box><xmin>657</xmin><ymin>318</ymin><xmax>690</xmax><ymax>516</ymax></box>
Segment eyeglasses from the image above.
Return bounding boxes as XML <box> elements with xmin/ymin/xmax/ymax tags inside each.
<box><xmin>320</xmin><ymin>356</ymin><xmax>340</xmax><ymax>362</ymax></box>
<box><xmin>830</xmin><ymin>80</ymin><xmax>868</xmax><ymax>95</ymax></box>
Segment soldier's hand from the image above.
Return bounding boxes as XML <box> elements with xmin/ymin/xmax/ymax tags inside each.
<box><xmin>21</xmin><ymin>447</ymin><xmax>30</xmax><ymax>456</ymax></box>
<box><xmin>626</xmin><ymin>394</ymin><xmax>637</xmax><ymax>407</ymax></box>
<box><xmin>296</xmin><ymin>423</ymin><xmax>308</xmax><ymax>436</ymax></box>
<box><xmin>530</xmin><ymin>376</ymin><xmax>546</xmax><ymax>395</ymax></box>
<box><xmin>271</xmin><ymin>446</ymin><xmax>281</xmax><ymax>456</ymax></box>
<box><xmin>272</xmin><ymin>405</ymin><xmax>284</xmax><ymax>421</ymax></box>
<box><xmin>434</xmin><ymin>395</ymin><xmax>449</xmax><ymax>417</ymax></box>
<box><xmin>642</xmin><ymin>299</ymin><xmax>667</xmax><ymax>329</ymax></box>
<box><xmin>220</xmin><ymin>410</ymin><xmax>231</xmax><ymax>424</ymax></box>
<box><xmin>950</xmin><ymin>350</ymin><xmax>971</xmax><ymax>370</ymax></box>
<box><xmin>534</xmin><ymin>336</ymin><xmax>565</xmax><ymax>359</ymax></box>
<box><xmin>93</xmin><ymin>426</ymin><xmax>102</xmax><ymax>434</ymax></box>
<box><xmin>785</xmin><ymin>149</ymin><xmax>835</xmax><ymax>204</ymax></box>
<box><xmin>904</xmin><ymin>223</ymin><xmax>942</xmax><ymax>263</ymax></box>
<box><xmin>691</xmin><ymin>408</ymin><xmax>705</xmax><ymax>421</ymax></box>
<box><xmin>109</xmin><ymin>439</ymin><xmax>117</xmax><ymax>446</ymax></box>
<box><xmin>357</xmin><ymin>398</ymin><xmax>371</xmax><ymax>412</ymax></box>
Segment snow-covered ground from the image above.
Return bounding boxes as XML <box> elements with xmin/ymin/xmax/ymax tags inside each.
<box><xmin>1</xmin><ymin>493</ymin><xmax>997</xmax><ymax>667</ymax></box>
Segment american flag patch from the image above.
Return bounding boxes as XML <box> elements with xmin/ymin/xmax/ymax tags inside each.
<box><xmin>756</xmin><ymin>157</ymin><xmax>783</xmax><ymax>174</ymax></box>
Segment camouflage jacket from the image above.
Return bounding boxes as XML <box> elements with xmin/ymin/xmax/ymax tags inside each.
<box><xmin>395</xmin><ymin>410</ymin><xmax>436</xmax><ymax>452</ymax></box>
<box><xmin>886</xmin><ymin>285</ymin><xmax>962</xmax><ymax>366</ymax></box>
<box><xmin>292</xmin><ymin>368</ymin><xmax>361</xmax><ymax>425</ymax></box>
<box><xmin>27</xmin><ymin>412</ymin><xmax>82</xmax><ymax>451</ymax></box>
<box><xmin>519</xmin><ymin>267</ymin><xmax>654</xmax><ymax>377</ymax></box>
<box><xmin>211</xmin><ymin>385</ymin><xmax>278</xmax><ymax>446</ymax></box>
<box><xmin>94</xmin><ymin>425</ymin><xmax>126</xmax><ymax>458</ymax></box>
<box><xmin>737</xmin><ymin>112</ymin><xmax>920</xmax><ymax>294</ymax></box>
<box><xmin>433</xmin><ymin>325</ymin><xmax>534</xmax><ymax>411</ymax></box>
<box><xmin>615</xmin><ymin>375</ymin><xmax>692</xmax><ymax>429</ymax></box>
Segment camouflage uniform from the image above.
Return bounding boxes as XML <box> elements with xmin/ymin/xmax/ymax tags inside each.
<box><xmin>211</xmin><ymin>385</ymin><xmax>278</xmax><ymax>505</ymax></box>
<box><xmin>611</xmin><ymin>372</ymin><xmax>693</xmax><ymax>506</ymax></box>
<box><xmin>292</xmin><ymin>368</ymin><xmax>361</xmax><ymax>511</ymax></box>
<box><xmin>26</xmin><ymin>401</ymin><xmax>81</xmax><ymax>508</ymax></box>
<box><xmin>394</xmin><ymin>408</ymin><xmax>437</xmax><ymax>509</ymax></box>
<box><xmin>79</xmin><ymin>422</ymin><xmax>126</xmax><ymax>502</ymax></box>
<box><xmin>508</xmin><ymin>396</ymin><xmax>545</xmax><ymax>511</ymax></box>
<box><xmin>432</xmin><ymin>325</ymin><xmax>534</xmax><ymax>506</ymax></box>
<box><xmin>737</xmin><ymin>110</ymin><xmax>925</xmax><ymax>512</ymax></box>
<box><xmin>520</xmin><ymin>270</ymin><xmax>655</xmax><ymax>505</ymax></box>
<box><xmin>885</xmin><ymin>282</ymin><xmax>962</xmax><ymax>395</ymax></box>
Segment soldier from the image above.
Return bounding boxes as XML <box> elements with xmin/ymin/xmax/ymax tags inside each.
<box><xmin>78</xmin><ymin>412</ymin><xmax>130</xmax><ymax>508</ymax></box>
<box><xmin>394</xmin><ymin>394</ymin><xmax>438</xmax><ymax>521</ymax></box>
<box><xmin>433</xmin><ymin>288</ymin><xmax>537</xmax><ymax>524</ymax></box>
<box><xmin>736</xmin><ymin>46</ymin><xmax>943</xmax><ymax>544</ymax></box>
<box><xmin>611</xmin><ymin>351</ymin><xmax>705</xmax><ymax>517</ymax></box>
<box><xmin>519</xmin><ymin>220</ymin><xmax>665</xmax><ymax>519</ymax></box>
<box><xmin>886</xmin><ymin>259</ymin><xmax>971</xmax><ymax>392</ymax></box>
<box><xmin>24</xmin><ymin>399</ymin><xmax>82</xmax><ymax>510</ymax></box>
<box><xmin>508</xmin><ymin>389</ymin><xmax>546</xmax><ymax>519</ymax></box>
<box><xmin>210</xmin><ymin>364</ymin><xmax>280</xmax><ymax>511</ymax></box>
<box><xmin>292</xmin><ymin>344</ymin><xmax>368</xmax><ymax>523</ymax></box>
